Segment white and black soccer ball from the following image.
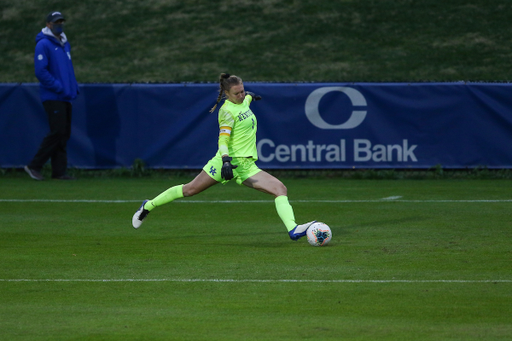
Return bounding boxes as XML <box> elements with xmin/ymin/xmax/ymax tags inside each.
<box><xmin>306</xmin><ymin>222</ymin><xmax>332</xmax><ymax>246</ymax></box>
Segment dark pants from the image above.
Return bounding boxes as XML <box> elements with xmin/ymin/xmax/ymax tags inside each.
<box><xmin>28</xmin><ymin>100</ymin><xmax>72</xmax><ymax>177</ymax></box>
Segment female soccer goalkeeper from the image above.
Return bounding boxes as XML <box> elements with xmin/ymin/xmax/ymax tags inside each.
<box><xmin>132</xmin><ymin>73</ymin><xmax>315</xmax><ymax>240</ymax></box>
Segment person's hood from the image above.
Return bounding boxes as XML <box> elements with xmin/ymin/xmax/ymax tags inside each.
<box><xmin>36</xmin><ymin>27</ymin><xmax>68</xmax><ymax>46</ymax></box>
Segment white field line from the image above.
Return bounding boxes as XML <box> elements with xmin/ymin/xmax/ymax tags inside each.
<box><xmin>382</xmin><ymin>196</ymin><xmax>403</xmax><ymax>200</ymax></box>
<box><xmin>0</xmin><ymin>279</ymin><xmax>511</xmax><ymax>283</ymax></box>
<box><xmin>1</xmin><ymin>199</ymin><xmax>512</xmax><ymax>203</ymax></box>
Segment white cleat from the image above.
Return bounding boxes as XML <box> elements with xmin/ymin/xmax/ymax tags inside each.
<box><xmin>288</xmin><ymin>221</ymin><xmax>316</xmax><ymax>240</ymax></box>
<box><xmin>132</xmin><ymin>200</ymin><xmax>150</xmax><ymax>229</ymax></box>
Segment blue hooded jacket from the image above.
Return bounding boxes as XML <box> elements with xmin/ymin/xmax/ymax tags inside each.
<box><xmin>34</xmin><ymin>28</ymin><xmax>79</xmax><ymax>102</ymax></box>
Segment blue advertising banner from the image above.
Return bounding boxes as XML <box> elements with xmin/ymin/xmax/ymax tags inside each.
<box><xmin>1</xmin><ymin>82</ymin><xmax>511</xmax><ymax>169</ymax></box>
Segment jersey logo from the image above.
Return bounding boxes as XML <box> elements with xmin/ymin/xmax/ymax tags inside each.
<box><xmin>238</xmin><ymin>110</ymin><xmax>254</xmax><ymax>122</ymax></box>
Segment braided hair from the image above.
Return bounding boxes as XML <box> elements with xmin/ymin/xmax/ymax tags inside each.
<box><xmin>210</xmin><ymin>73</ymin><xmax>243</xmax><ymax>113</ymax></box>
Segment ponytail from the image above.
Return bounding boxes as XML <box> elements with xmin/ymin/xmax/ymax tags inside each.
<box><xmin>210</xmin><ymin>73</ymin><xmax>243</xmax><ymax>113</ymax></box>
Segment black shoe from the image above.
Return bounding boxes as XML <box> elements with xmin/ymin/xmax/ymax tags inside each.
<box><xmin>52</xmin><ymin>175</ymin><xmax>77</xmax><ymax>180</ymax></box>
<box><xmin>24</xmin><ymin>166</ymin><xmax>44</xmax><ymax>181</ymax></box>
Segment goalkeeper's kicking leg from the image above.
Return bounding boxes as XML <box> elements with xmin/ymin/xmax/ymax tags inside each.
<box><xmin>132</xmin><ymin>170</ymin><xmax>218</xmax><ymax>229</ymax></box>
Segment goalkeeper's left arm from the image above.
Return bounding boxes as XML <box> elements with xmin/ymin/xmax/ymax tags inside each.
<box><xmin>246</xmin><ymin>91</ymin><xmax>262</xmax><ymax>101</ymax></box>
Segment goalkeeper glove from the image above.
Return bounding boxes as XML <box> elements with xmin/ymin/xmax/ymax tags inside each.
<box><xmin>246</xmin><ymin>91</ymin><xmax>262</xmax><ymax>101</ymax></box>
<box><xmin>221</xmin><ymin>156</ymin><xmax>238</xmax><ymax>180</ymax></box>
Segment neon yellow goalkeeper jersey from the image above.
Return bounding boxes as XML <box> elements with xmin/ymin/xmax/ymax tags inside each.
<box><xmin>217</xmin><ymin>95</ymin><xmax>258</xmax><ymax>160</ymax></box>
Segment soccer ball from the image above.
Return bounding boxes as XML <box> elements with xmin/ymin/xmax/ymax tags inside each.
<box><xmin>307</xmin><ymin>222</ymin><xmax>332</xmax><ymax>246</ymax></box>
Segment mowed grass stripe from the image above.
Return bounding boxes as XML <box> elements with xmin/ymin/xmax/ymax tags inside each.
<box><xmin>2</xmin><ymin>279</ymin><xmax>511</xmax><ymax>283</ymax></box>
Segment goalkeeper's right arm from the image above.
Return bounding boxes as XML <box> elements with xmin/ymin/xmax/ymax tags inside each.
<box><xmin>218</xmin><ymin>126</ymin><xmax>231</xmax><ymax>157</ymax></box>
<box><xmin>218</xmin><ymin>126</ymin><xmax>237</xmax><ymax>180</ymax></box>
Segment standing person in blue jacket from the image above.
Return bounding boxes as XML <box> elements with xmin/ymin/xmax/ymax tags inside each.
<box><xmin>24</xmin><ymin>11</ymin><xmax>79</xmax><ymax>181</ymax></box>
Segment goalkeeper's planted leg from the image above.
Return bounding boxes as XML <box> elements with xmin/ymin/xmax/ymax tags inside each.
<box><xmin>288</xmin><ymin>221</ymin><xmax>317</xmax><ymax>240</ymax></box>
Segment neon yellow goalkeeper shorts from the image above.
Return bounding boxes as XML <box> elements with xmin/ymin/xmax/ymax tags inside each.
<box><xmin>203</xmin><ymin>155</ymin><xmax>261</xmax><ymax>185</ymax></box>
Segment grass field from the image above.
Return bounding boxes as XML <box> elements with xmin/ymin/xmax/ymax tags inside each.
<box><xmin>2</xmin><ymin>0</ymin><xmax>512</xmax><ymax>82</ymax></box>
<box><xmin>1</xmin><ymin>176</ymin><xmax>511</xmax><ymax>340</ymax></box>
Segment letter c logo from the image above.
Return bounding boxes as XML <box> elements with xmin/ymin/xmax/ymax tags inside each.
<box><xmin>305</xmin><ymin>87</ymin><xmax>367</xmax><ymax>129</ymax></box>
